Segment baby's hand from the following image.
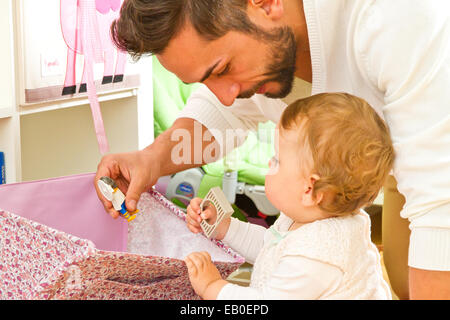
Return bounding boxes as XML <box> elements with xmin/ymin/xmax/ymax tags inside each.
<box><xmin>186</xmin><ymin>197</ymin><xmax>218</xmax><ymax>234</ymax></box>
<box><xmin>185</xmin><ymin>251</ymin><xmax>223</xmax><ymax>299</ymax></box>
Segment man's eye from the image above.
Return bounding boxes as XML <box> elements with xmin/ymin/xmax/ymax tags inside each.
<box><xmin>217</xmin><ymin>64</ymin><xmax>230</xmax><ymax>77</ymax></box>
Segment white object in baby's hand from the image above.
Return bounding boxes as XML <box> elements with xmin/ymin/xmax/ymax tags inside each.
<box><xmin>200</xmin><ymin>187</ymin><xmax>234</xmax><ymax>239</ymax></box>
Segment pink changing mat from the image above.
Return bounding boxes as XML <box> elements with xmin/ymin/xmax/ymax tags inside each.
<box><xmin>0</xmin><ymin>173</ymin><xmax>244</xmax><ymax>299</ymax></box>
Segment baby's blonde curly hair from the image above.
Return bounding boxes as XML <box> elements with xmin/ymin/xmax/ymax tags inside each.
<box><xmin>280</xmin><ymin>93</ymin><xmax>395</xmax><ymax>215</ymax></box>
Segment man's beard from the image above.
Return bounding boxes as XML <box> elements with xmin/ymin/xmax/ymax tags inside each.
<box><xmin>238</xmin><ymin>26</ymin><xmax>297</xmax><ymax>100</ymax></box>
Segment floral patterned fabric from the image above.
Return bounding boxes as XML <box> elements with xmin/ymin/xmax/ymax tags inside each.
<box><xmin>0</xmin><ymin>189</ymin><xmax>243</xmax><ymax>300</ymax></box>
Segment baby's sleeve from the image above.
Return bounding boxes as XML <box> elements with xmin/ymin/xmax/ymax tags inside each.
<box><xmin>222</xmin><ymin>217</ymin><xmax>267</xmax><ymax>265</ymax></box>
<box><xmin>217</xmin><ymin>255</ymin><xmax>343</xmax><ymax>300</ymax></box>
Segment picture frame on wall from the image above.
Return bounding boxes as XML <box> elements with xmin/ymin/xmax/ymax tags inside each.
<box><xmin>17</xmin><ymin>0</ymin><xmax>141</xmax><ymax>106</ymax></box>
<box><xmin>15</xmin><ymin>0</ymin><xmax>142</xmax><ymax>154</ymax></box>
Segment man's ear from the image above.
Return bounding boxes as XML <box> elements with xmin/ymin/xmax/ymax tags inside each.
<box><xmin>248</xmin><ymin>0</ymin><xmax>284</xmax><ymax>21</ymax></box>
<box><xmin>301</xmin><ymin>174</ymin><xmax>323</xmax><ymax>207</ymax></box>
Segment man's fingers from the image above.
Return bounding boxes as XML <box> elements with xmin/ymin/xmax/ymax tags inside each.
<box><xmin>125</xmin><ymin>175</ymin><xmax>147</xmax><ymax>212</ymax></box>
<box><xmin>94</xmin><ymin>158</ymin><xmax>120</xmax><ymax>212</ymax></box>
<box><xmin>109</xmin><ymin>210</ymin><xmax>120</xmax><ymax>219</ymax></box>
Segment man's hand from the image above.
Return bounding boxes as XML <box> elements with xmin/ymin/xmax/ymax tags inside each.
<box><xmin>94</xmin><ymin>117</ymin><xmax>220</xmax><ymax>219</ymax></box>
<box><xmin>95</xmin><ymin>149</ymin><xmax>159</xmax><ymax>219</ymax></box>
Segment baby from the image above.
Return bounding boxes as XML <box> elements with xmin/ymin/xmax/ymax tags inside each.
<box><xmin>184</xmin><ymin>92</ymin><xmax>395</xmax><ymax>300</ymax></box>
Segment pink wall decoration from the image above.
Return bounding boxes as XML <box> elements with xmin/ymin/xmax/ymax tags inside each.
<box><xmin>20</xmin><ymin>0</ymin><xmax>141</xmax><ymax>106</ymax></box>
<box><xmin>60</xmin><ymin>0</ymin><xmax>126</xmax><ymax>95</ymax></box>
<box><xmin>60</xmin><ymin>0</ymin><xmax>127</xmax><ymax>154</ymax></box>
<box><xmin>17</xmin><ymin>0</ymin><xmax>141</xmax><ymax>155</ymax></box>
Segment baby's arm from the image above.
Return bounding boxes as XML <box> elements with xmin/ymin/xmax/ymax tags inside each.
<box><xmin>221</xmin><ymin>217</ymin><xmax>267</xmax><ymax>264</ymax></box>
<box><xmin>185</xmin><ymin>251</ymin><xmax>343</xmax><ymax>300</ymax></box>
<box><xmin>217</xmin><ymin>255</ymin><xmax>343</xmax><ymax>300</ymax></box>
<box><xmin>186</xmin><ymin>198</ymin><xmax>266</xmax><ymax>263</ymax></box>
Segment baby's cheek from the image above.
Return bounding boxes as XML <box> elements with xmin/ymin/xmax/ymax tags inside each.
<box><xmin>265</xmin><ymin>176</ymin><xmax>280</xmax><ymax>209</ymax></box>
<box><xmin>267</xmin><ymin>159</ymin><xmax>279</xmax><ymax>176</ymax></box>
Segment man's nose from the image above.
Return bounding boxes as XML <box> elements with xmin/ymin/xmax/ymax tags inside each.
<box><xmin>203</xmin><ymin>79</ymin><xmax>240</xmax><ymax>106</ymax></box>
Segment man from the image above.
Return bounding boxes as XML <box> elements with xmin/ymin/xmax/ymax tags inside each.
<box><xmin>95</xmin><ymin>0</ymin><xmax>450</xmax><ymax>299</ymax></box>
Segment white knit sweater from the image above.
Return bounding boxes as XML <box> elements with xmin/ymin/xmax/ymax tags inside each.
<box><xmin>178</xmin><ymin>0</ymin><xmax>450</xmax><ymax>271</ymax></box>
<box><xmin>218</xmin><ymin>212</ymin><xmax>391</xmax><ymax>300</ymax></box>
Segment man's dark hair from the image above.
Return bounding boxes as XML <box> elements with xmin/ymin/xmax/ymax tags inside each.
<box><xmin>111</xmin><ymin>0</ymin><xmax>260</xmax><ymax>59</ymax></box>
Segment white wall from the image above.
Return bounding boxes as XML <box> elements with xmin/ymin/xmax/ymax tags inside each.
<box><xmin>282</xmin><ymin>77</ymin><xmax>312</xmax><ymax>105</ymax></box>
<box><xmin>0</xmin><ymin>0</ymin><xmax>14</xmax><ymax>110</ymax></box>
<box><xmin>20</xmin><ymin>97</ymin><xmax>139</xmax><ymax>181</ymax></box>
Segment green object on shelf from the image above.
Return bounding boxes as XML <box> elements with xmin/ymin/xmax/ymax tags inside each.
<box><xmin>152</xmin><ymin>56</ymin><xmax>201</xmax><ymax>138</ymax></box>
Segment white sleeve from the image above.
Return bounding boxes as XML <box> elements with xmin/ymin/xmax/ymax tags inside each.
<box><xmin>222</xmin><ymin>217</ymin><xmax>267</xmax><ymax>265</ymax></box>
<box><xmin>355</xmin><ymin>0</ymin><xmax>450</xmax><ymax>270</ymax></box>
<box><xmin>177</xmin><ymin>84</ymin><xmax>283</xmax><ymax>158</ymax></box>
<box><xmin>217</xmin><ymin>255</ymin><xmax>343</xmax><ymax>300</ymax></box>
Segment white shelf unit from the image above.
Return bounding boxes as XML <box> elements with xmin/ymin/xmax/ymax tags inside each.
<box><xmin>0</xmin><ymin>107</ymin><xmax>14</xmax><ymax>119</ymax></box>
<box><xmin>18</xmin><ymin>88</ymin><xmax>138</xmax><ymax>116</ymax></box>
<box><xmin>0</xmin><ymin>0</ymin><xmax>154</xmax><ymax>184</ymax></box>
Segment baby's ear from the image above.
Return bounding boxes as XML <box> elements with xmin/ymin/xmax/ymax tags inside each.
<box><xmin>301</xmin><ymin>174</ymin><xmax>323</xmax><ymax>206</ymax></box>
